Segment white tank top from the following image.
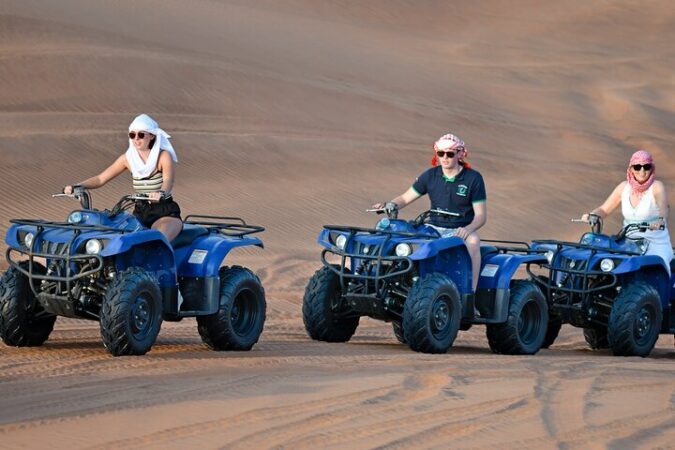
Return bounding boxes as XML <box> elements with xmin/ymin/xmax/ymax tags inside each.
<box><xmin>621</xmin><ymin>183</ymin><xmax>662</xmax><ymax>225</ymax></box>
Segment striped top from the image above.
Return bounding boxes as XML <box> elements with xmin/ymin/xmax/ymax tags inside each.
<box><xmin>133</xmin><ymin>172</ymin><xmax>165</xmax><ymax>195</ymax></box>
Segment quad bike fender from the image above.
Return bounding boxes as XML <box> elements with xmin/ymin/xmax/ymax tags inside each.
<box><xmin>478</xmin><ymin>252</ymin><xmax>548</xmax><ymax>290</ymax></box>
<box><xmin>317</xmin><ymin>228</ymin><xmax>332</xmax><ymax>248</ymax></box>
<box><xmin>4</xmin><ymin>223</ymin><xmax>24</xmax><ymax>247</ymax></box>
<box><xmin>610</xmin><ymin>254</ymin><xmax>669</xmax><ymax>276</ymax></box>
<box><xmin>410</xmin><ymin>236</ymin><xmax>465</xmax><ymax>260</ymax></box>
<box><xmin>176</xmin><ymin>234</ymin><xmax>264</xmax><ymax>278</ymax></box>
<box><xmin>618</xmin><ymin>262</ymin><xmax>671</xmax><ymax>309</ymax></box>
<box><xmin>102</xmin><ymin>229</ymin><xmax>169</xmax><ymax>256</ymax></box>
<box><xmin>110</xmin><ymin>237</ymin><xmax>177</xmax><ymax>288</ymax></box>
<box><xmin>415</xmin><ymin>238</ymin><xmax>473</xmax><ymax>296</ymax></box>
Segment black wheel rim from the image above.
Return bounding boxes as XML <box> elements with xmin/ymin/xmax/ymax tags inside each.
<box><xmin>431</xmin><ymin>295</ymin><xmax>452</xmax><ymax>339</ymax></box>
<box><xmin>130</xmin><ymin>293</ymin><xmax>154</xmax><ymax>338</ymax></box>
<box><xmin>518</xmin><ymin>299</ymin><xmax>541</xmax><ymax>345</ymax></box>
<box><xmin>231</xmin><ymin>288</ymin><xmax>259</xmax><ymax>336</ymax></box>
<box><xmin>634</xmin><ymin>305</ymin><xmax>655</xmax><ymax>344</ymax></box>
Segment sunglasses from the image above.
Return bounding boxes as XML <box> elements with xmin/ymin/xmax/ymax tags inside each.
<box><xmin>128</xmin><ymin>131</ymin><xmax>147</xmax><ymax>140</ymax></box>
<box><xmin>631</xmin><ymin>164</ymin><xmax>652</xmax><ymax>171</ymax></box>
<box><xmin>436</xmin><ymin>150</ymin><xmax>457</xmax><ymax>158</ymax></box>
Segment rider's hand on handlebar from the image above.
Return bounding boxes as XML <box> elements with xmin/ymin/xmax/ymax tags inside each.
<box><xmin>581</xmin><ymin>213</ymin><xmax>600</xmax><ymax>225</ymax></box>
<box><xmin>383</xmin><ymin>202</ymin><xmax>398</xmax><ymax>214</ymax></box>
<box><xmin>649</xmin><ymin>218</ymin><xmax>666</xmax><ymax>231</ymax></box>
<box><xmin>147</xmin><ymin>191</ymin><xmax>164</xmax><ymax>202</ymax></box>
<box><xmin>371</xmin><ymin>202</ymin><xmax>397</xmax><ymax>214</ymax></box>
<box><xmin>63</xmin><ymin>185</ymin><xmax>74</xmax><ymax>195</ymax></box>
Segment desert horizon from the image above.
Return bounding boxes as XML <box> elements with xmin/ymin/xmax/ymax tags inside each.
<box><xmin>0</xmin><ymin>1</ymin><xmax>674</xmax><ymax>448</ymax></box>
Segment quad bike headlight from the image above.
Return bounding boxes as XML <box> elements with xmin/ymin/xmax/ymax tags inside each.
<box><xmin>68</xmin><ymin>211</ymin><xmax>83</xmax><ymax>224</ymax></box>
<box><xmin>395</xmin><ymin>243</ymin><xmax>413</xmax><ymax>257</ymax></box>
<box><xmin>376</xmin><ymin>218</ymin><xmax>391</xmax><ymax>230</ymax></box>
<box><xmin>335</xmin><ymin>234</ymin><xmax>347</xmax><ymax>250</ymax></box>
<box><xmin>85</xmin><ymin>239</ymin><xmax>103</xmax><ymax>255</ymax></box>
<box><xmin>599</xmin><ymin>258</ymin><xmax>615</xmax><ymax>272</ymax></box>
<box><xmin>24</xmin><ymin>232</ymin><xmax>35</xmax><ymax>249</ymax></box>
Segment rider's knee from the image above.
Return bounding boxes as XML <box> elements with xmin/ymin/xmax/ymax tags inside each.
<box><xmin>465</xmin><ymin>233</ymin><xmax>481</xmax><ymax>249</ymax></box>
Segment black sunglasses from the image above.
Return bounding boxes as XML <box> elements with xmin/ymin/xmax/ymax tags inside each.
<box><xmin>631</xmin><ymin>164</ymin><xmax>652</xmax><ymax>171</ymax></box>
<box><xmin>128</xmin><ymin>131</ymin><xmax>147</xmax><ymax>139</ymax></box>
<box><xmin>436</xmin><ymin>150</ymin><xmax>457</xmax><ymax>158</ymax></box>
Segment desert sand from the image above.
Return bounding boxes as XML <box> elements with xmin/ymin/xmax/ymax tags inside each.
<box><xmin>0</xmin><ymin>1</ymin><xmax>674</xmax><ymax>448</ymax></box>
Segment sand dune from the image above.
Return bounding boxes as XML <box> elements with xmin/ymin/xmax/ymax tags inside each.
<box><xmin>0</xmin><ymin>1</ymin><xmax>674</xmax><ymax>448</ymax></box>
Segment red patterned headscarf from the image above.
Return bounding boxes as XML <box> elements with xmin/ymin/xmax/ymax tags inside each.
<box><xmin>626</xmin><ymin>150</ymin><xmax>655</xmax><ymax>198</ymax></box>
<box><xmin>431</xmin><ymin>133</ymin><xmax>471</xmax><ymax>169</ymax></box>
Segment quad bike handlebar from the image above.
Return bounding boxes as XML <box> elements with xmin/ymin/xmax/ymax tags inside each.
<box><xmin>615</xmin><ymin>221</ymin><xmax>664</xmax><ymax>241</ymax></box>
<box><xmin>108</xmin><ymin>193</ymin><xmax>167</xmax><ymax>216</ymax></box>
<box><xmin>54</xmin><ymin>188</ymin><xmax>167</xmax><ymax>217</ymax></box>
<box><xmin>366</xmin><ymin>202</ymin><xmax>399</xmax><ymax>219</ymax></box>
<box><xmin>572</xmin><ymin>213</ymin><xmax>664</xmax><ymax>241</ymax></box>
<box><xmin>411</xmin><ymin>209</ymin><xmax>461</xmax><ymax>227</ymax></box>
<box><xmin>572</xmin><ymin>213</ymin><xmax>603</xmax><ymax>234</ymax></box>
<box><xmin>53</xmin><ymin>186</ymin><xmax>92</xmax><ymax>209</ymax></box>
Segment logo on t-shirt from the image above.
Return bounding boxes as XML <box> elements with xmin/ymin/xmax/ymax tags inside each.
<box><xmin>457</xmin><ymin>184</ymin><xmax>468</xmax><ymax>197</ymax></box>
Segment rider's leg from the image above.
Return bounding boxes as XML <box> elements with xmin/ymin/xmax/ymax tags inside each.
<box><xmin>152</xmin><ymin>216</ymin><xmax>183</xmax><ymax>242</ymax></box>
<box><xmin>464</xmin><ymin>232</ymin><xmax>481</xmax><ymax>291</ymax></box>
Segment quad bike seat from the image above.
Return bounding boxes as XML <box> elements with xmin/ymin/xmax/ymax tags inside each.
<box><xmin>480</xmin><ymin>245</ymin><xmax>499</xmax><ymax>259</ymax></box>
<box><xmin>171</xmin><ymin>224</ymin><xmax>209</xmax><ymax>248</ymax></box>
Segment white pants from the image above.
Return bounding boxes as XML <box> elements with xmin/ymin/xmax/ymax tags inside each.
<box><xmin>428</xmin><ymin>224</ymin><xmax>458</xmax><ymax>238</ymax></box>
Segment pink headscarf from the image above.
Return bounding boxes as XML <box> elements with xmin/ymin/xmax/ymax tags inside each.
<box><xmin>626</xmin><ymin>149</ymin><xmax>655</xmax><ymax>197</ymax></box>
<box><xmin>431</xmin><ymin>133</ymin><xmax>470</xmax><ymax>168</ymax></box>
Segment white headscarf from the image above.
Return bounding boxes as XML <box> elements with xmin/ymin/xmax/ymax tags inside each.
<box><xmin>125</xmin><ymin>114</ymin><xmax>178</xmax><ymax>178</ymax></box>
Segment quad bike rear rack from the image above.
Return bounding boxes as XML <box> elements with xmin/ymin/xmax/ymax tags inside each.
<box><xmin>184</xmin><ymin>215</ymin><xmax>265</xmax><ymax>237</ymax></box>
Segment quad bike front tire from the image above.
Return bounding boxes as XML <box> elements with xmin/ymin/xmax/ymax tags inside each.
<box><xmin>0</xmin><ymin>262</ymin><xmax>56</xmax><ymax>347</ymax></box>
<box><xmin>392</xmin><ymin>320</ymin><xmax>406</xmax><ymax>344</ymax></box>
<box><xmin>403</xmin><ymin>273</ymin><xmax>461</xmax><ymax>354</ymax></box>
<box><xmin>100</xmin><ymin>267</ymin><xmax>163</xmax><ymax>356</ymax></box>
<box><xmin>303</xmin><ymin>266</ymin><xmax>359</xmax><ymax>342</ymax></box>
<box><xmin>607</xmin><ymin>282</ymin><xmax>661</xmax><ymax>357</ymax></box>
<box><xmin>583</xmin><ymin>327</ymin><xmax>609</xmax><ymax>349</ymax></box>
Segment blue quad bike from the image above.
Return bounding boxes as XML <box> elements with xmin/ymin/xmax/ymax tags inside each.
<box><xmin>303</xmin><ymin>206</ymin><xmax>550</xmax><ymax>354</ymax></box>
<box><xmin>0</xmin><ymin>188</ymin><xmax>267</xmax><ymax>356</ymax></box>
<box><xmin>530</xmin><ymin>214</ymin><xmax>675</xmax><ymax>357</ymax></box>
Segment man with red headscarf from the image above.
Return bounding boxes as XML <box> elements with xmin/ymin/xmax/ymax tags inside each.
<box><xmin>373</xmin><ymin>133</ymin><xmax>487</xmax><ymax>291</ymax></box>
<box><xmin>582</xmin><ymin>149</ymin><xmax>673</xmax><ymax>273</ymax></box>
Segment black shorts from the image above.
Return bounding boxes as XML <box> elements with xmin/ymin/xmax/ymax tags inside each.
<box><xmin>133</xmin><ymin>197</ymin><xmax>182</xmax><ymax>228</ymax></box>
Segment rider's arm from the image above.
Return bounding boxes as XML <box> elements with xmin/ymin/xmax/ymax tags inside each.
<box><xmin>67</xmin><ymin>155</ymin><xmax>127</xmax><ymax>192</ymax></box>
<box><xmin>389</xmin><ymin>187</ymin><xmax>421</xmax><ymax>210</ymax></box>
<box><xmin>652</xmin><ymin>181</ymin><xmax>669</xmax><ymax>227</ymax></box>
<box><xmin>465</xmin><ymin>201</ymin><xmax>487</xmax><ymax>234</ymax></box>
<box><xmin>587</xmin><ymin>182</ymin><xmax>625</xmax><ymax>219</ymax></box>
<box><xmin>372</xmin><ymin>187</ymin><xmax>421</xmax><ymax>210</ymax></box>
<box><xmin>158</xmin><ymin>150</ymin><xmax>175</xmax><ymax>196</ymax></box>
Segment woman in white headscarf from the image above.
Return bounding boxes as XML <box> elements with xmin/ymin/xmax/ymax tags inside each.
<box><xmin>64</xmin><ymin>113</ymin><xmax>183</xmax><ymax>241</ymax></box>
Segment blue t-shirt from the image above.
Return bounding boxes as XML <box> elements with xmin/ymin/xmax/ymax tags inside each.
<box><xmin>412</xmin><ymin>166</ymin><xmax>487</xmax><ymax>228</ymax></box>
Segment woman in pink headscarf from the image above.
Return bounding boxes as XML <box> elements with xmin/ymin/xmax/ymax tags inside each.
<box><xmin>582</xmin><ymin>150</ymin><xmax>673</xmax><ymax>271</ymax></box>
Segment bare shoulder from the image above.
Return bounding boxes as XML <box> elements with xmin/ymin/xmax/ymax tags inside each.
<box><xmin>611</xmin><ymin>181</ymin><xmax>627</xmax><ymax>196</ymax></box>
<box><xmin>652</xmin><ymin>180</ymin><xmax>666</xmax><ymax>193</ymax></box>
<box><xmin>115</xmin><ymin>153</ymin><xmax>129</xmax><ymax>170</ymax></box>
<box><xmin>158</xmin><ymin>149</ymin><xmax>173</xmax><ymax>162</ymax></box>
